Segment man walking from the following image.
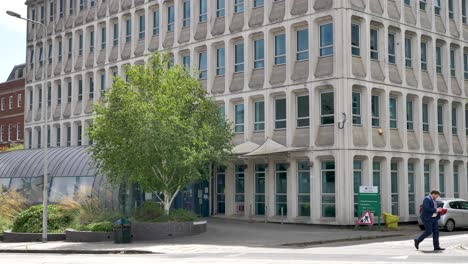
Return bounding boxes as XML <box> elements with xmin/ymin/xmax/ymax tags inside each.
<box><xmin>414</xmin><ymin>190</ymin><xmax>445</xmax><ymax>251</ymax></box>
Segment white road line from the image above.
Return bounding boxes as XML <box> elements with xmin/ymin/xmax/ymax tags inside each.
<box><xmin>389</xmin><ymin>255</ymin><xmax>409</xmax><ymax>260</ymax></box>
<box><xmin>227</xmin><ymin>253</ymin><xmax>246</xmax><ymax>258</ymax></box>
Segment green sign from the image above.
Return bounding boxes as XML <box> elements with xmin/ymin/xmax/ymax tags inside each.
<box><xmin>358</xmin><ymin>192</ymin><xmax>381</xmax><ymax>216</ymax></box>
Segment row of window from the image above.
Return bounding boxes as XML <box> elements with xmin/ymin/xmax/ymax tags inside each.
<box><xmin>411</xmin><ymin>0</ymin><xmax>468</xmax><ymax>24</ymax></box>
<box><xmin>0</xmin><ymin>124</ymin><xmax>22</xmax><ymax>143</ymax></box>
<box><xmin>217</xmin><ymin>158</ymin><xmax>466</xmax><ymax>218</ymax></box>
<box><xmin>28</xmin><ymin>122</ymin><xmax>90</xmax><ymax>149</ymax></box>
<box><xmin>0</xmin><ymin>95</ymin><xmax>22</xmax><ymax>111</ymax></box>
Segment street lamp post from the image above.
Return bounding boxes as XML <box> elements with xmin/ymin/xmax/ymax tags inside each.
<box><xmin>7</xmin><ymin>10</ymin><xmax>49</xmax><ymax>243</ymax></box>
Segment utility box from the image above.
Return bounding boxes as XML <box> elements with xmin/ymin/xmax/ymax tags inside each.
<box><xmin>114</xmin><ymin>218</ymin><xmax>132</xmax><ymax>244</ymax></box>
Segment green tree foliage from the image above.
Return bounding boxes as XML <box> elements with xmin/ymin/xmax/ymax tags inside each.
<box><xmin>89</xmin><ymin>53</ymin><xmax>233</xmax><ymax>214</ymax></box>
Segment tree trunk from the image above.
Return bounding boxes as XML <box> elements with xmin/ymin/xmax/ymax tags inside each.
<box><xmin>163</xmin><ymin>191</ymin><xmax>171</xmax><ymax>216</ymax></box>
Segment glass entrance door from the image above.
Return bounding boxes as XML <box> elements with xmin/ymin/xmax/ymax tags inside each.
<box><xmin>255</xmin><ymin>164</ymin><xmax>266</xmax><ymax>215</ymax></box>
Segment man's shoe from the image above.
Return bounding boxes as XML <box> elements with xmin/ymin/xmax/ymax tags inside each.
<box><xmin>414</xmin><ymin>239</ymin><xmax>419</xmax><ymax>250</ymax></box>
<box><xmin>434</xmin><ymin>247</ymin><xmax>445</xmax><ymax>251</ymax></box>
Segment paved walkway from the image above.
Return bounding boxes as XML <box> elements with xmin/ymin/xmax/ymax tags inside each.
<box><xmin>0</xmin><ymin>217</ymin><xmax>416</xmax><ymax>254</ymax></box>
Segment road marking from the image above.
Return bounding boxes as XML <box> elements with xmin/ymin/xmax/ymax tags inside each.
<box><xmin>389</xmin><ymin>255</ymin><xmax>409</xmax><ymax>260</ymax></box>
<box><xmin>227</xmin><ymin>253</ymin><xmax>246</xmax><ymax>258</ymax></box>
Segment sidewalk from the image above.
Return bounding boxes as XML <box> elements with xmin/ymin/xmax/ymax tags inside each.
<box><xmin>0</xmin><ymin>218</ymin><xmax>413</xmax><ymax>254</ymax></box>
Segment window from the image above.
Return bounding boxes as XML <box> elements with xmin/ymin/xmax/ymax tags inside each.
<box><xmin>254</xmin><ymin>0</ymin><xmax>264</xmax><ymax>7</ymax></box>
<box><xmin>29</xmin><ymin>49</ymin><xmax>34</xmax><ymax>68</ymax></box>
<box><xmin>424</xmin><ymin>163</ymin><xmax>430</xmax><ymax>194</ymax></box>
<box><xmin>353</xmin><ymin>160</ymin><xmax>362</xmax><ymax>217</ymax></box>
<box><xmin>453</xmin><ymin>165</ymin><xmax>459</xmax><ymax>198</ymax></box>
<box><xmin>8</xmin><ymin>96</ymin><xmax>13</xmax><ymax>110</ymax></box>
<box><xmin>78</xmin><ymin>33</ymin><xmax>83</xmax><ymax>56</ymax></box>
<box><xmin>297</xmin><ymin>161</ymin><xmax>310</xmax><ymax>217</ymax></box>
<box><xmin>276</xmin><ymin>163</ymin><xmax>288</xmax><ymax>216</ymax></box>
<box><xmin>101</xmin><ymin>27</ymin><xmax>106</xmax><ymax>49</ymax></box>
<box><xmin>450</xmin><ymin>49</ymin><xmax>456</xmax><ymax>77</ymax></box>
<box><xmin>1</xmin><ymin>97</ymin><xmax>5</xmax><ymax>111</ymax></box>
<box><xmin>100</xmin><ymin>73</ymin><xmax>106</xmax><ymax>92</ymax></box>
<box><xmin>296</xmin><ymin>29</ymin><xmax>309</xmax><ymax>61</ymax></box>
<box><xmin>67</xmin><ymin>82</ymin><xmax>72</xmax><ymax>103</ymax></box>
<box><xmin>48</xmin><ymin>44</ymin><xmax>53</xmax><ymax>64</ymax></box>
<box><xmin>39</xmin><ymin>47</ymin><xmax>43</xmax><ymax>66</ymax></box>
<box><xmin>463</xmin><ymin>0</ymin><xmax>467</xmax><ymax>23</ymax></box>
<box><xmin>371</xmin><ymin>95</ymin><xmax>380</xmax><ymax>127</ymax></box>
<box><xmin>182</xmin><ymin>55</ymin><xmax>190</xmax><ymax>71</ymax></box>
<box><xmin>198</xmin><ymin>51</ymin><xmax>207</xmax><ymax>79</ymax></box>
<box><xmin>422</xmin><ymin>103</ymin><xmax>429</xmax><ymax>132</ymax></box>
<box><xmin>297</xmin><ymin>95</ymin><xmax>310</xmax><ymax>127</ymax></box>
<box><xmin>89</xmin><ymin>31</ymin><xmax>94</xmax><ymax>53</ymax></box>
<box><xmin>438</xmin><ymin>105</ymin><xmax>444</xmax><ymax>134</ymax></box>
<box><xmin>254</xmin><ymin>165</ymin><xmax>265</xmax><ymax>215</ymax></box>
<box><xmin>320</xmin><ymin>92</ymin><xmax>334</xmax><ymax>125</ymax></box>
<box><xmin>254</xmin><ymin>101</ymin><xmax>265</xmax><ymax>131</ymax></box>
<box><xmin>199</xmin><ymin>0</ymin><xmax>207</xmax><ymax>22</ymax></box>
<box><xmin>29</xmin><ymin>90</ymin><xmax>33</xmax><ymax>111</ymax></box>
<box><xmin>321</xmin><ymin>161</ymin><xmax>335</xmax><ymax>217</ymax></box>
<box><xmin>407</xmin><ymin>100</ymin><xmax>414</xmax><ymax>130</ymax></box>
<box><xmin>434</xmin><ymin>0</ymin><xmax>441</xmax><ymax>15</ymax></box>
<box><xmin>47</xmin><ymin>126</ymin><xmax>51</xmax><ymax>147</ymax></box>
<box><xmin>373</xmin><ymin>161</ymin><xmax>381</xmax><ymax>192</ymax></box>
<box><xmin>58</xmin><ymin>41</ymin><xmax>62</xmax><ymax>62</ymax></box>
<box><xmin>38</xmin><ymin>88</ymin><xmax>42</xmax><ymax>108</ymax></box>
<box><xmin>90</xmin><ymin>0</ymin><xmax>95</xmax><ymax>7</ymax></box>
<box><xmin>8</xmin><ymin>124</ymin><xmax>12</xmax><ymax>142</ymax></box>
<box><xmin>370</xmin><ymin>28</ymin><xmax>378</xmax><ymax>60</ymax></box>
<box><xmin>420</xmin><ymin>0</ymin><xmax>426</xmax><ymax>10</ymax></box>
<box><xmin>404</xmin><ymin>0</ymin><xmax>411</xmax><ymax>5</ymax></box>
<box><xmin>139</xmin><ymin>15</ymin><xmax>145</xmax><ymax>40</ymax></box>
<box><xmin>78</xmin><ymin>79</ymin><xmax>83</xmax><ymax>101</ymax></box>
<box><xmin>68</xmin><ymin>37</ymin><xmax>73</xmax><ymax>58</ymax></box>
<box><xmin>439</xmin><ymin>163</ymin><xmax>445</xmax><ymax>197</ymax></box>
<box><xmin>436</xmin><ymin>46</ymin><xmax>442</xmax><ymax>73</ymax></box>
<box><xmin>235</xmin><ymin>165</ymin><xmax>245</xmax><ymax>204</ymax></box>
<box><xmin>254</xmin><ymin>39</ymin><xmax>264</xmax><ymax>69</ymax></box>
<box><xmin>89</xmin><ymin>77</ymin><xmax>94</xmax><ymax>99</ymax></box>
<box><xmin>56</xmin><ymin>127</ymin><xmax>61</xmax><ymax>147</ymax></box>
<box><xmin>17</xmin><ymin>94</ymin><xmax>22</xmax><ymax>108</ymax></box>
<box><xmin>274</xmin><ymin>34</ymin><xmax>286</xmax><ymax>65</ymax></box>
<box><xmin>405</xmin><ymin>37</ymin><xmax>412</xmax><ymax>68</ymax></box>
<box><xmin>390</xmin><ymin>162</ymin><xmax>399</xmax><ymax>215</ymax></box>
<box><xmin>40</xmin><ymin>5</ymin><xmax>45</xmax><ymax>24</ymax></box>
<box><xmin>216</xmin><ymin>47</ymin><xmax>225</xmax><ymax>75</ymax></box>
<box><xmin>352</xmin><ymin>92</ymin><xmax>361</xmax><ymax>125</ymax></box>
<box><xmin>125</xmin><ymin>19</ymin><xmax>132</xmax><ymax>43</ymax></box>
<box><xmin>216</xmin><ymin>167</ymin><xmax>226</xmax><ymax>214</ymax></box>
<box><xmin>183</xmin><ymin>0</ymin><xmax>190</xmax><ymax>27</ymax></box>
<box><xmin>234</xmin><ymin>43</ymin><xmax>244</xmax><ymax>73</ymax></box>
<box><xmin>47</xmin><ymin>86</ymin><xmax>51</xmax><ymax>107</ymax></box>
<box><xmin>16</xmin><ymin>124</ymin><xmax>21</xmax><ymax>141</ymax></box>
<box><xmin>79</xmin><ymin>0</ymin><xmax>84</xmax><ymax>10</ymax></box>
<box><xmin>464</xmin><ymin>54</ymin><xmax>468</xmax><ymax>79</ymax></box>
<box><xmin>37</xmin><ymin>129</ymin><xmax>41</xmax><ymax>148</ymax></box>
<box><xmin>421</xmin><ymin>42</ymin><xmax>427</xmax><ymax>71</ymax></box>
<box><xmin>275</xmin><ymin>98</ymin><xmax>286</xmax><ymax>129</ymax></box>
<box><xmin>153</xmin><ymin>10</ymin><xmax>159</xmax><ymax>35</ymax></box>
<box><xmin>388</xmin><ymin>33</ymin><xmax>396</xmax><ymax>64</ymax></box>
<box><xmin>0</xmin><ymin>125</ymin><xmax>3</xmax><ymax>142</ymax></box>
<box><xmin>466</xmin><ymin>108</ymin><xmax>468</xmax><ymax>136</ymax></box>
<box><xmin>449</xmin><ymin>0</ymin><xmax>454</xmax><ymax>19</ymax></box>
<box><xmin>351</xmin><ymin>23</ymin><xmax>360</xmax><ymax>56</ymax></box>
<box><xmin>452</xmin><ymin>107</ymin><xmax>457</xmax><ymax>135</ymax></box>
<box><xmin>66</xmin><ymin>126</ymin><xmax>71</xmax><ymax>146</ymax></box>
<box><xmin>216</xmin><ymin>0</ymin><xmax>225</xmax><ymax>17</ymax></box>
<box><xmin>59</xmin><ymin>0</ymin><xmax>64</xmax><ymax>17</ymax></box>
<box><xmin>408</xmin><ymin>163</ymin><xmax>415</xmax><ymax>215</ymax></box>
<box><xmin>389</xmin><ymin>97</ymin><xmax>397</xmax><ymax>129</ymax></box>
<box><xmin>69</xmin><ymin>0</ymin><xmax>74</xmax><ymax>15</ymax></box>
<box><xmin>167</xmin><ymin>5</ymin><xmax>175</xmax><ymax>32</ymax></box>
<box><xmin>234</xmin><ymin>0</ymin><xmax>244</xmax><ymax>13</ymax></box>
<box><xmin>234</xmin><ymin>103</ymin><xmax>244</xmax><ymax>133</ymax></box>
<box><xmin>57</xmin><ymin>85</ymin><xmax>61</xmax><ymax>105</ymax></box>
<box><xmin>77</xmin><ymin>125</ymin><xmax>82</xmax><ymax>146</ymax></box>
<box><xmin>320</xmin><ymin>23</ymin><xmax>333</xmax><ymax>56</ymax></box>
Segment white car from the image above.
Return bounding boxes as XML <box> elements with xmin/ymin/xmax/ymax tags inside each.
<box><xmin>418</xmin><ymin>198</ymin><xmax>468</xmax><ymax>232</ymax></box>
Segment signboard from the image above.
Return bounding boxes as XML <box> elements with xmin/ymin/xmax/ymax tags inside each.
<box><xmin>357</xmin><ymin>210</ymin><xmax>373</xmax><ymax>225</ymax></box>
<box><xmin>358</xmin><ymin>186</ymin><xmax>381</xmax><ymax>216</ymax></box>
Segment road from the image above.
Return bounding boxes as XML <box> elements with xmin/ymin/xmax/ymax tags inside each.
<box><xmin>1</xmin><ymin>233</ymin><xmax>467</xmax><ymax>263</ymax></box>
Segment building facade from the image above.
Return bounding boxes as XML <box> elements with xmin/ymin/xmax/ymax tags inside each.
<box><xmin>24</xmin><ymin>0</ymin><xmax>468</xmax><ymax>225</ymax></box>
<box><xmin>0</xmin><ymin>64</ymin><xmax>25</xmax><ymax>149</ymax></box>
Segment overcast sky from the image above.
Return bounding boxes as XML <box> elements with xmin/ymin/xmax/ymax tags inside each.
<box><xmin>0</xmin><ymin>2</ymin><xmax>27</xmax><ymax>82</ymax></box>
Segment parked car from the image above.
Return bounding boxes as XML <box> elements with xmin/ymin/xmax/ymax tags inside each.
<box><xmin>418</xmin><ymin>198</ymin><xmax>468</xmax><ymax>232</ymax></box>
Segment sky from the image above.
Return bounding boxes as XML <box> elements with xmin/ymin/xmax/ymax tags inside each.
<box><xmin>0</xmin><ymin>2</ymin><xmax>27</xmax><ymax>82</ymax></box>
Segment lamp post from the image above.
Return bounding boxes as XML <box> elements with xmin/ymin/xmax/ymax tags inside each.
<box><xmin>7</xmin><ymin>10</ymin><xmax>49</xmax><ymax>243</ymax></box>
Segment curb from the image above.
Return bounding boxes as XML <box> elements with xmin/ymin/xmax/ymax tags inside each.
<box><xmin>0</xmin><ymin>249</ymin><xmax>157</xmax><ymax>254</ymax></box>
<box><xmin>278</xmin><ymin>234</ymin><xmax>406</xmax><ymax>247</ymax></box>
<box><xmin>461</xmin><ymin>244</ymin><xmax>468</xmax><ymax>250</ymax></box>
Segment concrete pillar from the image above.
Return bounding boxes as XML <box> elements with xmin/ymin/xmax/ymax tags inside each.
<box><xmin>288</xmin><ymin>159</ymin><xmax>298</xmax><ymax>219</ymax></box>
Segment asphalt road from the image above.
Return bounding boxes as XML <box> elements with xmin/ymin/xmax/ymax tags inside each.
<box><xmin>1</xmin><ymin>232</ymin><xmax>467</xmax><ymax>264</ymax></box>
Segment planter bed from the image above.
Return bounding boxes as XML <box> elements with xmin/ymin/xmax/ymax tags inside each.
<box><xmin>132</xmin><ymin>220</ymin><xmax>207</xmax><ymax>241</ymax></box>
<box><xmin>2</xmin><ymin>231</ymin><xmax>66</xmax><ymax>242</ymax></box>
<box><xmin>65</xmin><ymin>230</ymin><xmax>114</xmax><ymax>242</ymax></box>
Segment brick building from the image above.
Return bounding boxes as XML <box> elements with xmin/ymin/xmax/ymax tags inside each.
<box><xmin>0</xmin><ymin>64</ymin><xmax>25</xmax><ymax>149</ymax></box>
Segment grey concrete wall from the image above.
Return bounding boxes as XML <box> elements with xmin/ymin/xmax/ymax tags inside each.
<box><xmin>421</xmin><ymin>71</ymin><xmax>433</xmax><ymax>90</ymax></box>
<box><xmin>131</xmin><ymin>221</ymin><xmax>206</xmax><ymax>241</ymax></box>
<box><xmin>65</xmin><ymin>230</ymin><xmax>113</xmax><ymax>242</ymax></box>
<box><xmin>315</xmin><ymin>57</ymin><xmax>334</xmax><ymax>78</ymax></box>
<box><xmin>291</xmin><ymin>0</ymin><xmax>308</xmax><ymax>15</ymax></box>
<box><xmin>273</xmin><ymin>129</ymin><xmax>287</xmax><ymax>146</ymax></box>
<box><xmin>370</xmin><ymin>0</ymin><xmax>384</xmax><ymax>15</ymax></box>
<box><xmin>292</xmin><ymin>60</ymin><xmax>309</xmax><ymax>82</ymax></box>
<box><xmin>405</xmin><ymin>68</ymin><xmax>418</xmax><ymax>87</ymax></box>
<box><xmin>451</xmin><ymin>78</ymin><xmax>461</xmax><ymax>95</ymax></box>
<box><xmin>3</xmin><ymin>232</ymin><xmax>65</xmax><ymax>243</ymax></box>
<box><xmin>390</xmin><ymin>129</ymin><xmax>403</xmax><ymax>149</ymax></box>
<box><xmin>435</xmin><ymin>16</ymin><xmax>446</xmax><ymax>33</ymax></box>
<box><xmin>270</xmin><ymin>65</ymin><xmax>286</xmax><ymax>86</ymax></box>
<box><xmin>437</xmin><ymin>75</ymin><xmax>448</xmax><ymax>93</ymax></box>
<box><xmin>371</xmin><ymin>61</ymin><xmax>384</xmax><ymax>81</ymax></box>
<box><xmin>389</xmin><ymin>64</ymin><xmax>402</xmax><ymax>84</ymax></box>
<box><xmin>194</xmin><ymin>23</ymin><xmax>207</xmax><ymax>41</ymax></box>
<box><xmin>230</xmin><ymin>73</ymin><xmax>244</xmax><ymax>93</ymax></box>
<box><xmin>372</xmin><ymin>128</ymin><xmax>386</xmax><ymax>148</ymax></box>
<box><xmin>352</xmin><ymin>126</ymin><xmax>368</xmax><ymax>146</ymax></box>
<box><xmin>293</xmin><ymin>128</ymin><xmax>309</xmax><ymax>147</ymax></box>
<box><xmin>438</xmin><ymin>134</ymin><xmax>449</xmax><ymax>153</ymax></box>
<box><xmin>453</xmin><ymin>136</ymin><xmax>463</xmax><ymax>154</ymax></box>
<box><xmin>404</xmin><ymin>6</ymin><xmax>416</xmax><ymax>25</ymax></box>
<box><xmin>249</xmin><ymin>69</ymin><xmax>265</xmax><ymax>90</ymax></box>
<box><xmin>315</xmin><ymin>126</ymin><xmax>334</xmax><ymax>146</ymax></box>
<box><xmin>407</xmin><ymin>131</ymin><xmax>419</xmax><ymax>150</ymax></box>
<box><xmin>230</xmin><ymin>14</ymin><xmax>244</xmax><ymax>34</ymax></box>
<box><xmin>314</xmin><ymin>0</ymin><xmax>333</xmax><ymax>12</ymax></box>
<box><xmin>249</xmin><ymin>7</ymin><xmax>264</xmax><ymax>28</ymax></box>
<box><xmin>269</xmin><ymin>1</ymin><xmax>285</xmax><ymax>23</ymax></box>
<box><xmin>212</xmin><ymin>17</ymin><xmax>225</xmax><ymax>36</ymax></box>
<box><xmin>449</xmin><ymin>20</ymin><xmax>460</xmax><ymax>38</ymax></box>
<box><xmin>179</xmin><ymin>27</ymin><xmax>191</xmax><ymax>44</ymax></box>
<box><xmin>212</xmin><ymin>76</ymin><xmax>225</xmax><ymax>95</ymax></box>
<box><xmin>353</xmin><ymin>57</ymin><xmax>366</xmax><ymax>78</ymax></box>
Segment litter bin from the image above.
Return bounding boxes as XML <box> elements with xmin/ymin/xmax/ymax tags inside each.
<box><xmin>114</xmin><ymin>218</ymin><xmax>132</xmax><ymax>244</ymax></box>
<box><xmin>383</xmin><ymin>213</ymin><xmax>399</xmax><ymax>229</ymax></box>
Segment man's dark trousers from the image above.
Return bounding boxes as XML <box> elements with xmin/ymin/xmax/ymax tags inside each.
<box><xmin>416</xmin><ymin>218</ymin><xmax>439</xmax><ymax>248</ymax></box>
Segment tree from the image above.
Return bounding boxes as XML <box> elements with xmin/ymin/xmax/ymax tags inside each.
<box><xmin>89</xmin><ymin>53</ymin><xmax>233</xmax><ymax>215</ymax></box>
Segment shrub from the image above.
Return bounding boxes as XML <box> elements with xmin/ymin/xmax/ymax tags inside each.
<box><xmin>12</xmin><ymin>205</ymin><xmax>77</xmax><ymax>233</ymax></box>
<box><xmin>0</xmin><ymin>191</ymin><xmax>29</xmax><ymax>233</ymax></box>
<box><xmin>132</xmin><ymin>201</ymin><xmax>165</xmax><ymax>222</ymax></box>
<box><xmin>166</xmin><ymin>209</ymin><xmax>198</xmax><ymax>222</ymax></box>
<box><xmin>79</xmin><ymin>221</ymin><xmax>113</xmax><ymax>232</ymax></box>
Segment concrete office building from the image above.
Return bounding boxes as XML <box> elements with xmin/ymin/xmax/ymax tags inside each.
<box><xmin>24</xmin><ymin>0</ymin><xmax>468</xmax><ymax>225</ymax></box>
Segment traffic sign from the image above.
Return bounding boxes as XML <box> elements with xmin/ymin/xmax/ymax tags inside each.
<box><xmin>357</xmin><ymin>210</ymin><xmax>373</xmax><ymax>225</ymax></box>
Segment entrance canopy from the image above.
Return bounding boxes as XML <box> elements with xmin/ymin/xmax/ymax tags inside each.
<box><xmin>236</xmin><ymin>138</ymin><xmax>306</xmax><ymax>157</ymax></box>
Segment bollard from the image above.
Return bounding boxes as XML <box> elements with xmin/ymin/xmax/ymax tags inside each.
<box><xmin>264</xmin><ymin>205</ymin><xmax>267</xmax><ymax>223</ymax></box>
<box><xmin>249</xmin><ymin>204</ymin><xmax>253</xmax><ymax>222</ymax></box>
<box><xmin>281</xmin><ymin>207</ymin><xmax>284</xmax><ymax>225</ymax></box>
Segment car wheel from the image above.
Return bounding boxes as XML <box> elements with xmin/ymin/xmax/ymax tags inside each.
<box><xmin>444</xmin><ymin>219</ymin><xmax>455</xmax><ymax>232</ymax></box>
<box><xmin>418</xmin><ymin>225</ymin><xmax>425</xmax><ymax>230</ymax></box>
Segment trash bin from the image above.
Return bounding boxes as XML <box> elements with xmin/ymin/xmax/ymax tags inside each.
<box><xmin>114</xmin><ymin>218</ymin><xmax>132</xmax><ymax>244</ymax></box>
<box><xmin>383</xmin><ymin>213</ymin><xmax>399</xmax><ymax>229</ymax></box>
